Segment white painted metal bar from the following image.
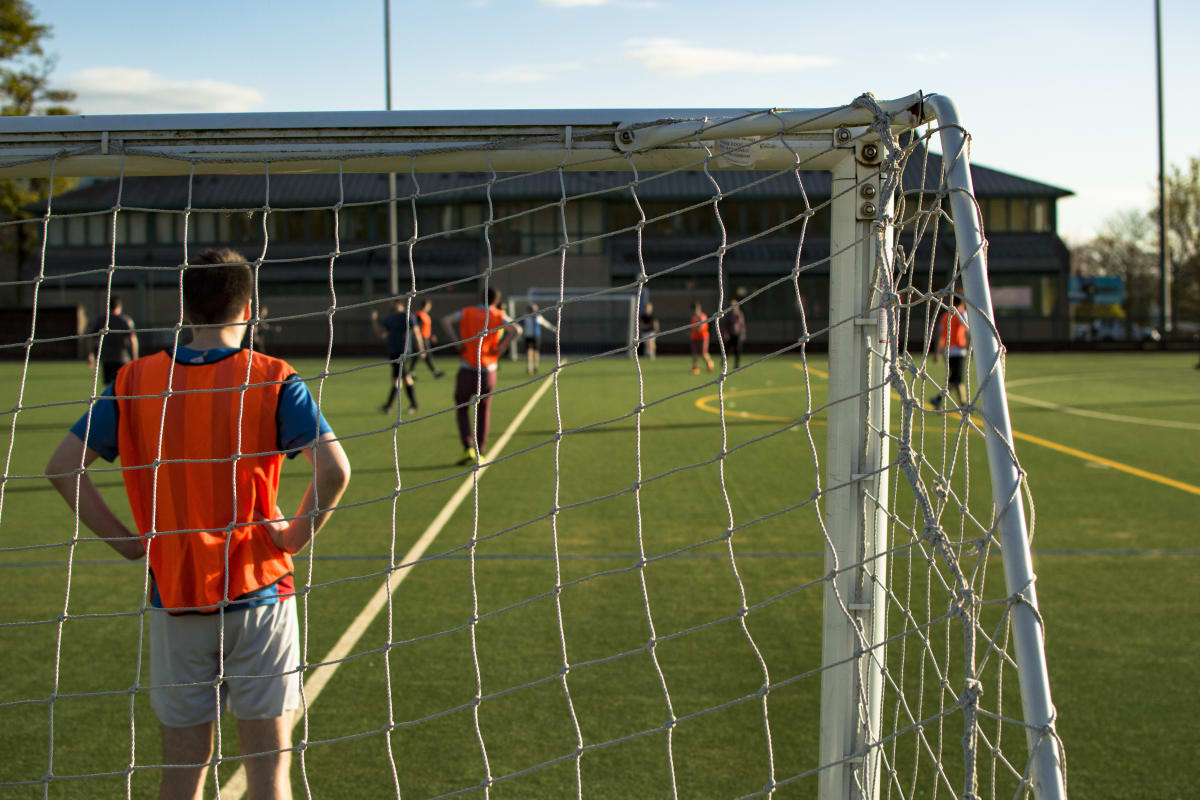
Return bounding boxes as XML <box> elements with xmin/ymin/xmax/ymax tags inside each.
<box><xmin>819</xmin><ymin>148</ymin><xmax>890</xmax><ymax>800</ymax></box>
<box><xmin>926</xmin><ymin>94</ymin><xmax>1066</xmax><ymax>800</ymax></box>
<box><xmin>0</xmin><ymin>95</ymin><xmax>931</xmax><ymax>179</ymax></box>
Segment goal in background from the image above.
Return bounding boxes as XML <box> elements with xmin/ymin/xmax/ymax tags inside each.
<box><xmin>507</xmin><ymin>288</ymin><xmax>639</xmax><ymax>361</ymax></box>
<box><xmin>0</xmin><ymin>93</ymin><xmax>1065</xmax><ymax>799</ymax></box>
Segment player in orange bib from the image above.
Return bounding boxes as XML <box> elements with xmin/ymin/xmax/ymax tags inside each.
<box><xmin>689</xmin><ymin>302</ymin><xmax>715</xmax><ymax>375</ymax></box>
<box><xmin>415</xmin><ymin>297</ymin><xmax>444</xmax><ymax>378</ymax></box>
<box><xmin>441</xmin><ymin>287</ymin><xmax>521</xmax><ymax>464</ymax></box>
<box><xmin>45</xmin><ymin>247</ymin><xmax>351</xmax><ymax>799</ymax></box>
<box><xmin>930</xmin><ymin>294</ymin><xmax>971</xmax><ymax>410</ymax></box>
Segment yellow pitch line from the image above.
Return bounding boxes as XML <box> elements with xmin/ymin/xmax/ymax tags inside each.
<box><xmin>1009</xmin><ymin>430</ymin><xmax>1200</xmax><ymax>497</ymax></box>
<box><xmin>693</xmin><ymin>385</ymin><xmax>810</xmax><ymax>424</ymax></box>
<box><xmin>790</xmin><ymin>363</ymin><xmax>1200</xmax><ymax>497</ymax></box>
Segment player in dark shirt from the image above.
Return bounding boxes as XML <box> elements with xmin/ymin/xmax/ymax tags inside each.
<box><xmin>638</xmin><ymin>302</ymin><xmax>659</xmax><ymax>359</ymax></box>
<box><xmin>88</xmin><ymin>295</ymin><xmax>139</xmax><ymax>386</ymax></box>
<box><xmin>370</xmin><ymin>298</ymin><xmax>425</xmax><ymax>415</ymax></box>
<box><xmin>719</xmin><ymin>299</ymin><xmax>746</xmax><ymax>369</ymax></box>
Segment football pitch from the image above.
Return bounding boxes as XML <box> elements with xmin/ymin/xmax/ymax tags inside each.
<box><xmin>0</xmin><ymin>350</ymin><xmax>1196</xmax><ymax>798</ymax></box>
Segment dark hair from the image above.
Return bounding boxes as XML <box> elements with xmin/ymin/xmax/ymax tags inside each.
<box><xmin>483</xmin><ymin>287</ymin><xmax>502</xmax><ymax>306</ymax></box>
<box><xmin>183</xmin><ymin>248</ymin><xmax>253</xmax><ymax>324</ymax></box>
<box><xmin>109</xmin><ymin>295</ymin><xmax>123</xmax><ymax>312</ymax></box>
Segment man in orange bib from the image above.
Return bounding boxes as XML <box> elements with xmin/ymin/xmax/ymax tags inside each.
<box><xmin>441</xmin><ymin>287</ymin><xmax>521</xmax><ymax>464</ymax></box>
<box><xmin>415</xmin><ymin>297</ymin><xmax>444</xmax><ymax>378</ymax></box>
<box><xmin>46</xmin><ymin>248</ymin><xmax>351</xmax><ymax>800</ymax></box>
<box><xmin>689</xmin><ymin>302</ymin><xmax>715</xmax><ymax>375</ymax></box>
<box><xmin>930</xmin><ymin>294</ymin><xmax>971</xmax><ymax>410</ymax></box>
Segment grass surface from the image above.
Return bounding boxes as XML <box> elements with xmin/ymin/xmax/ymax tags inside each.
<box><xmin>0</xmin><ymin>350</ymin><xmax>1197</xmax><ymax>798</ymax></box>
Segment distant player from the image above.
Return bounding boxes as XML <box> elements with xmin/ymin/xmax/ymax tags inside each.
<box><xmin>930</xmin><ymin>294</ymin><xmax>970</xmax><ymax>409</ymax></box>
<box><xmin>638</xmin><ymin>302</ymin><xmax>659</xmax><ymax>359</ymax></box>
<box><xmin>719</xmin><ymin>299</ymin><xmax>746</xmax><ymax>369</ymax></box>
<box><xmin>689</xmin><ymin>302</ymin><xmax>715</xmax><ymax>375</ymax></box>
<box><xmin>88</xmin><ymin>295</ymin><xmax>138</xmax><ymax>386</ymax></box>
<box><xmin>441</xmin><ymin>287</ymin><xmax>521</xmax><ymax>464</ymax></box>
<box><xmin>371</xmin><ymin>298</ymin><xmax>426</xmax><ymax>415</ymax></box>
<box><xmin>45</xmin><ymin>247</ymin><xmax>351</xmax><ymax>800</ymax></box>
<box><xmin>521</xmin><ymin>302</ymin><xmax>558</xmax><ymax>375</ymax></box>
<box><xmin>414</xmin><ymin>298</ymin><xmax>444</xmax><ymax>378</ymax></box>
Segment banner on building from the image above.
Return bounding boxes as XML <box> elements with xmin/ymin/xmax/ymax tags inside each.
<box><xmin>1069</xmin><ymin>275</ymin><xmax>1124</xmax><ymax>306</ymax></box>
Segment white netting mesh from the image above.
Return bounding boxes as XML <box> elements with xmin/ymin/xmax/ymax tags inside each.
<box><xmin>0</xmin><ymin>96</ymin><xmax>1063</xmax><ymax>799</ymax></box>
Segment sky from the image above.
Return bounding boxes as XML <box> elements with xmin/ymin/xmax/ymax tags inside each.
<box><xmin>30</xmin><ymin>0</ymin><xmax>1200</xmax><ymax>243</ymax></box>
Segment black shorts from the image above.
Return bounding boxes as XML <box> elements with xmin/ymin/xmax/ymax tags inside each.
<box><xmin>523</xmin><ymin>336</ymin><xmax>540</xmax><ymax>352</ymax></box>
<box><xmin>948</xmin><ymin>354</ymin><xmax>965</xmax><ymax>386</ymax></box>
<box><xmin>389</xmin><ymin>353</ymin><xmax>414</xmax><ymax>379</ymax></box>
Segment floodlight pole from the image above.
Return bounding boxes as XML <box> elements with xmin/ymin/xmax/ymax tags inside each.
<box><xmin>384</xmin><ymin>0</ymin><xmax>400</xmax><ymax>298</ymax></box>
<box><xmin>1155</xmin><ymin>0</ymin><xmax>1170</xmax><ymax>347</ymax></box>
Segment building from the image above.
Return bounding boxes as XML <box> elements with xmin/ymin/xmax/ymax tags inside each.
<box><xmin>14</xmin><ymin>154</ymin><xmax>1071</xmax><ymax>356</ymax></box>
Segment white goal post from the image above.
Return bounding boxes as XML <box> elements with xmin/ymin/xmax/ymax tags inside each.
<box><xmin>0</xmin><ymin>93</ymin><xmax>1065</xmax><ymax>800</ymax></box>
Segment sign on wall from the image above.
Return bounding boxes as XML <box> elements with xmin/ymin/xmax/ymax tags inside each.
<box><xmin>1069</xmin><ymin>275</ymin><xmax>1124</xmax><ymax>306</ymax></box>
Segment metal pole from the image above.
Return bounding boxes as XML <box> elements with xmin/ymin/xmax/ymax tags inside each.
<box><xmin>818</xmin><ymin>148</ymin><xmax>889</xmax><ymax>800</ymax></box>
<box><xmin>1155</xmin><ymin>0</ymin><xmax>1170</xmax><ymax>347</ymax></box>
<box><xmin>384</xmin><ymin>0</ymin><xmax>399</xmax><ymax>297</ymax></box>
<box><xmin>925</xmin><ymin>94</ymin><xmax>1066</xmax><ymax>799</ymax></box>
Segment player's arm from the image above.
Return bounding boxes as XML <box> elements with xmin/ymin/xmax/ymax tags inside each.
<box><xmin>441</xmin><ymin>311</ymin><xmax>462</xmax><ymax>352</ymax></box>
<box><xmin>369</xmin><ymin>309</ymin><xmax>387</xmax><ymax>340</ymax></box>
<box><xmin>500</xmin><ymin>314</ymin><xmax>521</xmax><ymax>347</ymax></box>
<box><xmin>44</xmin><ymin>434</ymin><xmax>145</xmax><ymax>560</ymax></box>
<box><xmin>127</xmin><ymin>316</ymin><xmax>140</xmax><ymax>360</ymax></box>
<box><xmin>410</xmin><ymin>319</ymin><xmax>427</xmax><ymax>356</ymax></box>
<box><xmin>86</xmin><ymin>326</ymin><xmax>97</xmax><ymax>369</ymax></box>
<box><xmin>537</xmin><ymin>313</ymin><xmax>558</xmax><ymax>334</ymax></box>
<box><xmin>268</xmin><ymin>433</ymin><xmax>350</xmax><ymax>555</ymax></box>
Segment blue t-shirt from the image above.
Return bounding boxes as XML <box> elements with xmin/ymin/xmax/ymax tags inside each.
<box><xmin>68</xmin><ymin>346</ymin><xmax>334</xmax><ymax>613</ymax></box>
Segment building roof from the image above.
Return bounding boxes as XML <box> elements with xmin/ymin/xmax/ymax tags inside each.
<box><xmin>44</xmin><ymin>152</ymin><xmax>1071</xmax><ymax>212</ymax></box>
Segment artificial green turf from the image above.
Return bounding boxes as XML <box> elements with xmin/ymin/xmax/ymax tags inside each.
<box><xmin>0</xmin><ymin>351</ymin><xmax>1197</xmax><ymax>798</ymax></box>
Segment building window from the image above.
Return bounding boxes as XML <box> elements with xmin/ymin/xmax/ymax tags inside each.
<box><xmin>226</xmin><ymin>211</ymin><xmax>263</xmax><ymax>244</ymax></box>
<box><xmin>155</xmin><ymin>213</ymin><xmax>176</xmax><ymax>244</ymax></box>
<box><xmin>985</xmin><ymin>198</ymin><xmax>1009</xmax><ymax>233</ymax></box>
<box><xmin>339</xmin><ymin>206</ymin><xmax>370</xmax><ymax>241</ymax></box>
<box><xmin>87</xmin><ymin>214</ymin><xmax>107</xmax><ymax>245</ymax></box>
<box><xmin>126</xmin><ymin>212</ymin><xmax>148</xmax><ymax>245</ymax></box>
<box><xmin>194</xmin><ymin>213</ymin><xmax>217</xmax><ymax>243</ymax></box>
<box><xmin>46</xmin><ymin>218</ymin><xmax>65</xmax><ymax>247</ymax></box>
<box><xmin>1031</xmin><ymin>199</ymin><xmax>1051</xmax><ymax>232</ymax></box>
<box><xmin>1010</xmin><ymin>198</ymin><xmax>1029</xmax><ymax>232</ymax></box>
<box><xmin>67</xmin><ymin>216</ymin><xmax>86</xmax><ymax>245</ymax></box>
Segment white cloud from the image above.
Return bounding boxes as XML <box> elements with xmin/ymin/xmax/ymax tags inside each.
<box><xmin>539</xmin><ymin>0</ymin><xmax>608</xmax><ymax>6</ymax></box>
<box><xmin>64</xmin><ymin>67</ymin><xmax>264</xmax><ymax>115</ymax></box>
<box><xmin>465</xmin><ymin>62</ymin><xmax>583</xmax><ymax>85</ymax></box>
<box><xmin>623</xmin><ymin>38</ymin><xmax>834</xmax><ymax>77</ymax></box>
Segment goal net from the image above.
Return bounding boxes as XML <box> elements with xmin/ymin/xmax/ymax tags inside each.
<box><xmin>0</xmin><ymin>93</ymin><xmax>1065</xmax><ymax>799</ymax></box>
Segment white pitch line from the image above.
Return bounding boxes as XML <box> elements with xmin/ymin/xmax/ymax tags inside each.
<box><xmin>1005</xmin><ymin>390</ymin><xmax>1200</xmax><ymax>432</ymax></box>
<box><xmin>220</xmin><ymin>375</ymin><xmax>554</xmax><ymax>799</ymax></box>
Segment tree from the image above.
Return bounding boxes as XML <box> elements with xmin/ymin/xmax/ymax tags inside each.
<box><xmin>1074</xmin><ymin>156</ymin><xmax>1200</xmax><ymax>338</ymax></box>
<box><xmin>1071</xmin><ymin>210</ymin><xmax>1157</xmax><ymax>332</ymax></box>
<box><xmin>0</xmin><ymin>0</ymin><xmax>77</xmax><ymax>305</ymax></box>
<box><xmin>1153</xmin><ymin>157</ymin><xmax>1200</xmax><ymax>332</ymax></box>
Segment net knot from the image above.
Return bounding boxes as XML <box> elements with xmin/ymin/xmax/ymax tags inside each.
<box><xmin>959</xmin><ymin>678</ymin><xmax>984</xmax><ymax>708</ymax></box>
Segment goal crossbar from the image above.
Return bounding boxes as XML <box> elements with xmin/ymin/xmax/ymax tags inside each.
<box><xmin>0</xmin><ymin>93</ymin><xmax>930</xmax><ymax>178</ymax></box>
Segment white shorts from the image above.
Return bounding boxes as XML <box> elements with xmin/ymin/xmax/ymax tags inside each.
<box><xmin>149</xmin><ymin>599</ymin><xmax>300</xmax><ymax>728</ymax></box>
